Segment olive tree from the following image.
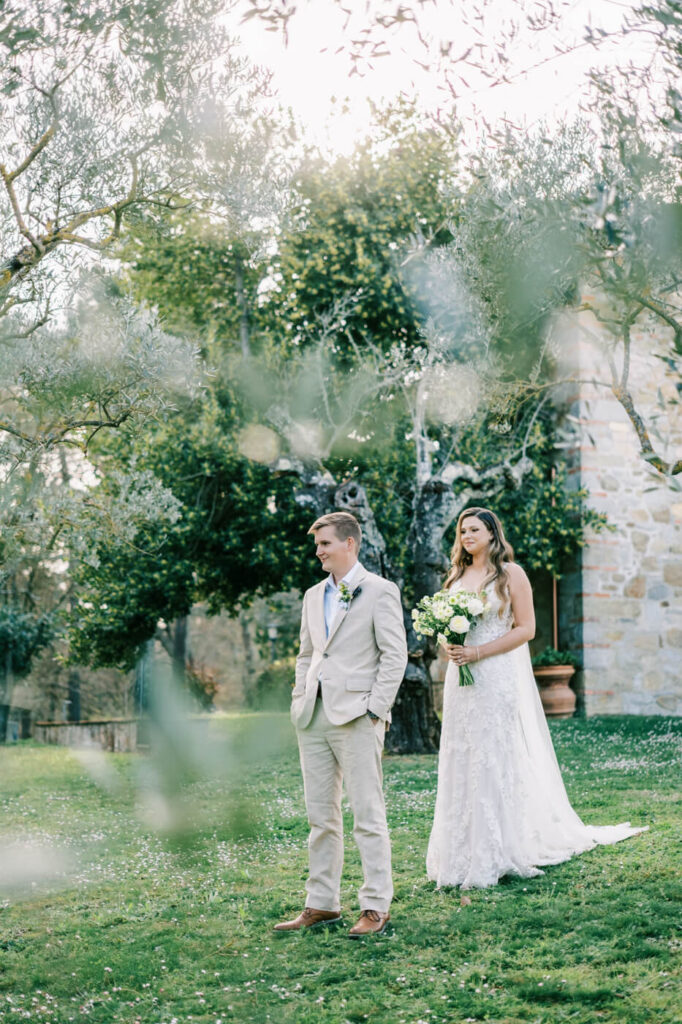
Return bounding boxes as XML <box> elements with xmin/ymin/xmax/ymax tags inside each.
<box><xmin>0</xmin><ymin>1</ymin><xmax>282</xmax><ymax>711</ymax></box>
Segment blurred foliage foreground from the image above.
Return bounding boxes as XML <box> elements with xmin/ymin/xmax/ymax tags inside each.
<box><xmin>0</xmin><ymin>714</ymin><xmax>680</xmax><ymax>1024</ymax></box>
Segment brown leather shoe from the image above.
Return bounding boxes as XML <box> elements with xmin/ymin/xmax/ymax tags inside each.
<box><xmin>273</xmin><ymin>907</ymin><xmax>342</xmax><ymax>932</ymax></box>
<box><xmin>348</xmin><ymin>909</ymin><xmax>390</xmax><ymax>938</ymax></box>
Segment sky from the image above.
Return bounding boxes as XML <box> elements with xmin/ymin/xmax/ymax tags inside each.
<box><xmin>232</xmin><ymin>0</ymin><xmax>654</xmax><ymax>154</ymax></box>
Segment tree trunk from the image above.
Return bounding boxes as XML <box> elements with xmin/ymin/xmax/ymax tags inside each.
<box><xmin>48</xmin><ymin>679</ymin><xmax>59</xmax><ymax>722</ymax></box>
<box><xmin>1</xmin><ymin>646</ymin><xmax>11</xmax><ymax>706</ymax></box>
<box><xmin>67</xmin><ymin>590</ymin><xmax>82</xmax><ymax>721</ymax></box>
<box><xmin>408</xmin><ymin>476</ymin><xmax>459</xmax><ymax>601</ymax></box>
<box><xmin>0</xmin><ymin>653</ymin><xmax>10</xmax><ymax>743</ymax></box>
<box><xmin>239</xmin><ymin>608</ymin><xmax>257</xmax><ymax>706</ymax></box>
<box><xmin>134</xmin><ymin>638</ymin><xmax>154</xmax><ymax>713</ymax></box>
<box><xmin>279</xmin><ymin>467</ymin><xmax>445</xmax><ymax>753</ymax></box>
<box><xmin>334</xmin><ymin>480</ymin><xmax>390</xmax><ymax>577</ymax></box>
<box><xmin>0</xmin><ymin>647</ymin><xmax>13</xmax><ymax>742</ymax></box>
<box><xmin>333</xmin><ymin>479</ymin><xmax>441</xmax><ymax>753</ymax></box>
<box><xmin>170</xmin><ymin>615</ymin><xmax>191</xmax><ymax>685</ymax></box>
<box><xmin>67</xmin><ymin>668</ymin><xmax>81</xmax><ymax>722</ymax></box>
<box><xmin>234</xmin><ymin>254</ymin><xmax>251</xmax><ymax>358</ymax></box>
<box><xmin>388</xmin><ymin>624</ymin><xmax>441</xmax><ymax>753</ymax></box>
<box><xmin>404</xmin><ymin>474</ymin><xmax>522</xmax><ymax>744</ymax></box>
<box><xmin>284</xmin><ymin>449</ymin><xmax>536</xmax><ymax>754</ymax></box>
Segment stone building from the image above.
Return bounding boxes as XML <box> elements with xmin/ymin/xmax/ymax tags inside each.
<box><xmin>558</xmin><ymin>306</ymin><xmax>682</xmax><ymax>716</ymax></box>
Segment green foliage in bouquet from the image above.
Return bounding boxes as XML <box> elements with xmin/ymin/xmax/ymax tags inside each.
<box><xmin>412</xmin><ymin>590</ymin><xmax>489</xmax><ymax>686</ymax></box>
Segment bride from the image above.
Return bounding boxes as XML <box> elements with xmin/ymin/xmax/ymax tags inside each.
<box><xmin>426</xmin><ymin>507</ymin><xmax>647</xmax><ymax>890</ymax></box>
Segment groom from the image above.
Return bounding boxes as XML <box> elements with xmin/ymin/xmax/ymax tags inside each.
<box><xmin>274</xmin><ymin>511</ymin><xmax>408</xmax><ymax>937</ymax></box>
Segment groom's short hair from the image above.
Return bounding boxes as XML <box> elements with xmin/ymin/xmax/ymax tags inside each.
<box><xmin>308</xmin><ymin>512</ymin><xmax>362</xmax><ymax>549</ymax></box>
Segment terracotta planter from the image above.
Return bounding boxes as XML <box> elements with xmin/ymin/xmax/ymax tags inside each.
<box><xmin>532</xmin><ymin>664</ymin><xmax>577</xmax><ymax>719</ymax></box>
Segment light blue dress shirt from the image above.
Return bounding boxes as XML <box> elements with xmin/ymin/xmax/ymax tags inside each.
<box><xmin>323</xmin><ymin>561</ymin><xmax>362</xmax><ymax>637</ymax></box>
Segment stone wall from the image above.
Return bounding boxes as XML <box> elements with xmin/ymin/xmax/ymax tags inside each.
<box><xmin>34</xmin><ymin>719</ymin><xmax>138</xmax><ymax>752</ymax></box>
<box><xmin>558</xmin><ymin>306</ymin><xmax>682</xmax><ymax>716</ymax></box>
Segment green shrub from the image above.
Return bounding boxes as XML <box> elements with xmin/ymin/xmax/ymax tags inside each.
<box><xmin>531</xmin><ymin>645</ymin><xmax>581</xmax><ymax>669</ymax></box>
<box><xmin>186</xmin><ymin>662</ymin><xmax>219</xmax><ymax>710</ymax></box>
<box><xmin>249</xmin><ymin>657</ymin><xmax>295</xmax><ymax>710</ymax></box>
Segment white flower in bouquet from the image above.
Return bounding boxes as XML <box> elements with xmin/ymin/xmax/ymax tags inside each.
<box><xmin>411</xmin><ymin>588</ymin><xmax>490</xmax><ymax>687</ymax></box>
<box><xmin>435</xmin><ymin>602</ymin><xmax>453</xmax><ymax>622</ymax></box>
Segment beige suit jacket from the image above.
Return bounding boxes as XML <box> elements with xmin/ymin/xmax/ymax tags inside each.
<box><xmin>291</xmin><ymin>564</ymin><xmax>408</xmax><ymax>730</ymax></box>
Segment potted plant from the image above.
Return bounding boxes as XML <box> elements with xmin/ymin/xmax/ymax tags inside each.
<box><xmin>531</xmin><ymin>646</ymin><xmax>580</xmax><ymax>719</ymax></box>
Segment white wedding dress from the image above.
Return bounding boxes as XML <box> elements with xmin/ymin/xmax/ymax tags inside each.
<box><xmin>426</xmin><ymin>585</ymin><xmax>647</xmax><ymax>889</ymax></box>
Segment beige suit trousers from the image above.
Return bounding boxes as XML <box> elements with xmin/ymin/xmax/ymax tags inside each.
<box><xmin>297</xmin><ymin>698</ymin><xmax>392</xmax><ymax>913</ymax></box>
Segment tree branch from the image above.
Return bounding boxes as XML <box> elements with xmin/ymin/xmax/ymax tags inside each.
<box><xmin>577</xmin><ymin>300</ymin><xmax>682</xmax><ymax>476</ymax></box>
<box><xmin>0</xmin><ymin>309</ymin><xmax>52</xmax><ymax>340</ymax></box>
<box><xmin>611</xmin><ymin>382</ymin><xmax>682</xmax><ymax>476</ymax></box>
<box><xmin>6</xmin><ymin>92</ymin><xmax>59</xmax><ymax>184</ymax></box>
<box><xmin>620</xmin><ymin>320</ymin><xmax>633</xmax><ymax>392</ymax></box>
<box><xmin>0</xmin><ymin>411</ymin><xmax>133</xmax><ymax>456</ymax></box>
<box><xmin>0</xmin><ymin>421</ymin><xmax>36</xmax><ymax>444</ymax></box>
<box><xmin>0</xmin><ymin>163</ymin><xmax>44</xmax><ymax>255</ymax></box>
<box><xmin>633</xmin><ymin>293</ymin><xmax>682</xmax><ymax>354</ymax></box>
<box><xmin>0</xmin><ymin>175</ymin><xmax>142</xmax><ymax>292</ymax></box>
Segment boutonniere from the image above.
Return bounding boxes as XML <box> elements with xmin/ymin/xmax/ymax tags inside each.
<box><xmin>338</xmin><ymin>582</ymin><xmax>362</xmax><ymax>608</ymax></box>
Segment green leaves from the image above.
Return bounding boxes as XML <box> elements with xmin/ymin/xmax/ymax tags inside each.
<box><xmin>495</xmin><ymin>442</ymin><xmax>609</xmax><ymax>579</ymax></box>
<box><xmin>0</xmin><ymin>607</ymin><xmax>53</xmax><ymax>679</ymax></box>
<box><xmin>532</xmin><ymin>645</ymin><xmax>581</xmax><ymax>668</ymax></box>
<box><xmin>66</xmin><ymin>387</ymin><xmax>320</xmax><ymax>667</ymax></box>
<box><xmin>262</xmin><ymin>112</ymin><xmax>457</xmax><ymax>360</ymax></box>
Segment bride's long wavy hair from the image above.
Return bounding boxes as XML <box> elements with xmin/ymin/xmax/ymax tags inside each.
<box><xmin>444</xmin><ymin>508</ymin><xmax>515</xmax><ymax>613</ymax></box>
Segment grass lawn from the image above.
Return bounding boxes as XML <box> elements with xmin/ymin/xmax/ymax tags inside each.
<box><xmin>0</xmin><ymin>714</ymin><xmax>680</xmax><ymax>1024</ymax></box>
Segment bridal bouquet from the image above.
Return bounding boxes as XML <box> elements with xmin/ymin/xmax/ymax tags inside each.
<box><xmin>411</xmin><ymin>590</ymin><xmax>489</xmax><ymax>686</ymax></box>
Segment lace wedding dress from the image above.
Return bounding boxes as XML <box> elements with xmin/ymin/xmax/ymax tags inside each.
<box><xmin>426</xmin><ymin>585</ymin><xmax>647</xmax><ymax>889</ymax></box>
